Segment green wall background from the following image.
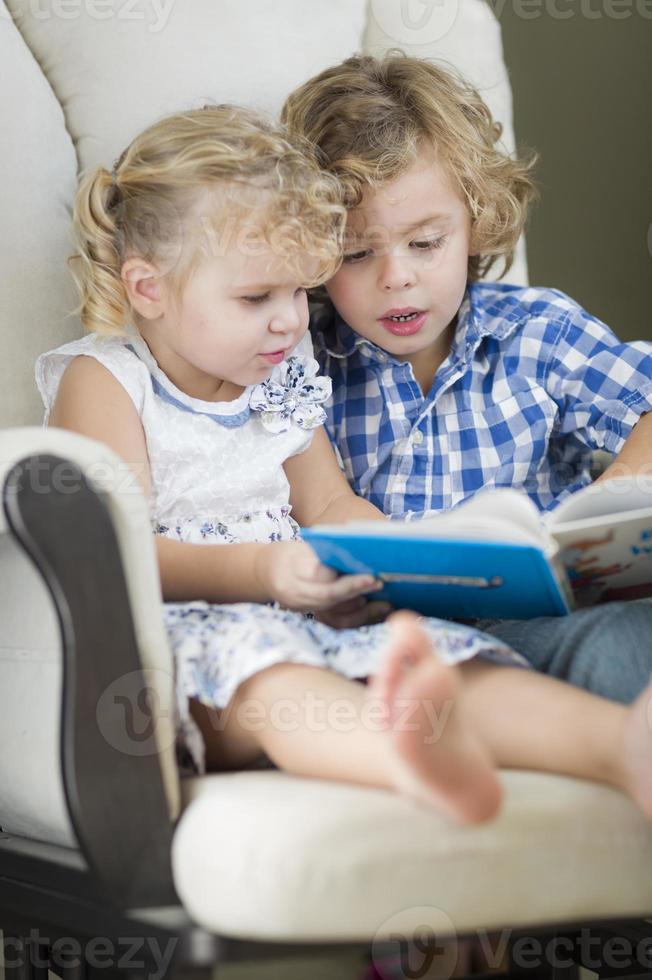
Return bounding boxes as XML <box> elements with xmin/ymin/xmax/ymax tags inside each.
<box><xmin>495</xmin><ymin>5</ymin><xmax>651</xmax><ymax>341</ymax></box>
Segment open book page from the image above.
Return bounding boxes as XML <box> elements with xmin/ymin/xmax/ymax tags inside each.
<box><xmin>546</xmin><ymin>478</ymin><xmax>652</xmax><ymax>606</ymax></box>
<box><xmin>339</xmin><ymin>489</ymin><xmax>556</xmax><ymax>550</ymax></box>
<box><xmin>547</xmin><ymin>476</ymin><xmax>652</xmax><ymax>526</ymax></box>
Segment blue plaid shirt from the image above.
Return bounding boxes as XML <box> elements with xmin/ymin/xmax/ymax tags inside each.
<box><xmin>311</xmin><ymin>282</ymin><xmax>652</xmax><ymax>516</ymax></box>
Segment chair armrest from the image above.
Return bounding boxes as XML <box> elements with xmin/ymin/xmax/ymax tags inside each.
<box><xmin>2</xmin><ymin>448</ymin><xmax>177</xmax><ymax>908</ymax></box>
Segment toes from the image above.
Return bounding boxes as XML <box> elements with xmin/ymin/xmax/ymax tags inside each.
<box><xmin>387</xmin><ymin>611</ymin><xmax>434</xmax><ymax>669</ymax></box>
<box><xmin>369</xmin><ymin>613</ymin><xmax>434</xmax><ymax>713</ymax></box>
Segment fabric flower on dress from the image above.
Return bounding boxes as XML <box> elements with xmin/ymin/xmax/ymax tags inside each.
<box><xmin>249</xmin><ymin>355</ymin><xmax>332</xmax><ymax>433</ymax></box>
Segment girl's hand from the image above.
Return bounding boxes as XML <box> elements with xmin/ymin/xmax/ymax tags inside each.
<box><xmin>314</xmin><ymin>596</ymin><xmax>393</xmax><ymax>630</ymax></box>
<box><xmin>256</xmin><ymin>541</ymin><xmax>382</xmax><ymax>613</ymax></box>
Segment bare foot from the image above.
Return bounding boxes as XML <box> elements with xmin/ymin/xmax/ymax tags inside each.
<box><xmin>621</xmin><ymin>679</ymin><xmax>652</xmax><ymax>818</ymax></box>
<box><xmin>367</xmin><ymin>612</ymin><xmax>502</xmax><ymax>825</ymax></box>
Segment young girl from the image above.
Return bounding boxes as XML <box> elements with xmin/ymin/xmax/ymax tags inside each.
<box><xmin>37</xmin><ymin>105</ymin><xmax>652</xmax><ymax>827</ymax></box>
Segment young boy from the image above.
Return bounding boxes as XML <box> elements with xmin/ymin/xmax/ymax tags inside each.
<box><xmin>282</xmin><ymin>53</ymin><xmax>652</xmax><ymax>703</ymax></box>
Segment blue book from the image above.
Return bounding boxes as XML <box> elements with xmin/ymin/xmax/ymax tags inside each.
<box><xmin>303</xmin><ymin>483</ymin><xmax>652</xmax><ymax>620</ymax></box>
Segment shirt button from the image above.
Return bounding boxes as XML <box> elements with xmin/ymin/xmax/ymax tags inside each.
<box><xmin>377</xmin><ymin>351</ymin><xmax>387</xmax><ymax>362</ymax></box>
<box><xmin>411</xmin><ymin>430</ymin><xmax>424</xmax><ymax>446</ymax></box>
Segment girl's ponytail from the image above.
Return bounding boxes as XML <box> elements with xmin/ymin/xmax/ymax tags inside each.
<box><xmin>70</xmin><ymin>166</ymin><xmax>129</xmax><ymax>334</ymax></box>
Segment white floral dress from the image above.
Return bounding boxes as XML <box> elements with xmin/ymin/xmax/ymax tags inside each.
<box><xmin>36</xmin><ymin>326</ymin><xmax>526</xmax><ymax>775</ymax></box>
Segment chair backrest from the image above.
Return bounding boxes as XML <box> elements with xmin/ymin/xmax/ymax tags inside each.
<box><xmin>1</xmin><ymin>0</ymin><xmax>526</xmax><ymax>428</ymax></box>
<box><xmin>0</xmin><ymin>0</ymin><xmax>524</xmax><ymax>846</ymax></box>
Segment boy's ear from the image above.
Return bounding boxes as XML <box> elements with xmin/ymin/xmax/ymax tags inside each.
<box><xmin>121</xmin><ymin>258</ymin><xmax>165</xmax><ymax>319</ymax></box>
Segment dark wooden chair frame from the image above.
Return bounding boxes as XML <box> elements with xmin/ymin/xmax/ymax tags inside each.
<box><xmin>1</xmin><ymin>454</ymin><xmax>650</xmax><ymax>980</ymax></box>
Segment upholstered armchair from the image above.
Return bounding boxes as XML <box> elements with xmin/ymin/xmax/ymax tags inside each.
<box><xmin>2</xmin><ymin>3</ymin><xmax>652</xmax><ymax>978</ymax></box>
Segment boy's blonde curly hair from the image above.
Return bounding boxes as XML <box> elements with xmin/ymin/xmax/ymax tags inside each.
<box><xmin>282</xmin><ymin>53</ymin><xmax>538</xmax><ymax>282</ymax></box>
<box><xmin>70</xmin><ymin>105</ymin><xmax>346</xmax><ymax>334</ymax></box>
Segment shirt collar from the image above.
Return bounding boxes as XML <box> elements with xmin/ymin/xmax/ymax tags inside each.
<box><xmin>450</xmin><ymin>283</ymin><xmax>527</xmax><ymax>357</ymax></box>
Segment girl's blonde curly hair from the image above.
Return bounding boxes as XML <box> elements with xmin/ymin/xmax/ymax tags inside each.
<box><xmin>70</xmin><ymin>105</ymin><xmax>346</xmax><ymax>334</ymax></box>
<box><xmin>281</xmin><ymin>53</ymin><xmax>538</xmax><ymax>282</ymax></box>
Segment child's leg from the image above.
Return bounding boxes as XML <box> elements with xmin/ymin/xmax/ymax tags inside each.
<box><xmin>371</xmin><ymin>619</ymin><xmax>652</xmax><ymax>818</ymax></box>
<box><xmin>192</xmin><ymin>613</ymin><xmax>652</xmax><ymax>824</ymax></box>
<box><xmin>477</xmin><ymin>599</ymin><xmax>652</xmax><ymax>703</ymax></box>
<box><xmin>192</xmin><ymin>634</ymin><xmax>503</xmax><ymax>824</ymax></box>
<box><xmin>455</xmin><ymin>656</ymin><xmax>624</xmax><ymax>781</ymax></box>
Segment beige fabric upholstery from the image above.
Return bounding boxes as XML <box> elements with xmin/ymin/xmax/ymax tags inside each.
<box><xmin>6</xmin><ymin>0</ymin><xmax>369</xmax><ymax>171</ymax></box>
<box><xmin>0</xmin><ymin>3</ymin><xmax>79</xmax><ymax>428</ymax></box>
<box><xmin>173</xmin><ymin>769</ymin><xmax>652</xmax><ymax>940</ymax></box>
<box><xmin>0</xmin><ymin>428</ymin><xmax>180</xmax><ymax>844</ymax></box>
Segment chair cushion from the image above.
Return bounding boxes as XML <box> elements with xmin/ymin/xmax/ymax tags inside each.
<box><xmin>0</xmin><ymin>3</ymin><xmax>79</xmax><ymax>427</ymax></box>
<box><xmin>172</xmin><ymin>769</ymin><xmax>652</xmax><ymax>940</ymax></box>
<box><xmin>7</xmin><ymin>0</ymin><xmax>368</xmax><ymax>171</ymax></box>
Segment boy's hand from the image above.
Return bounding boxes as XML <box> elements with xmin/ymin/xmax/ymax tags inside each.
<box><xmin>255</xmin><ymin>540</ymin><xmax>382</xmax><ymax>613</ymax></box>
<box><xmin>314</xmin><ymin>596</ymin><xmax>393</xmax><ymax>629</ymax></box>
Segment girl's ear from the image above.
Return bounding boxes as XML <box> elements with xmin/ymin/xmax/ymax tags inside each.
<box><xmin>121</xmin><ymin>258</ymin><xmax>166</xmax><ymax>319</ymax></box>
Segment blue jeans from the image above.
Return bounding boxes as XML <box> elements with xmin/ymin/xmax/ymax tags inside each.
<box><xmin>475</xmin><ymin>599</ymin><xmax>652</xmax><ymax>704</ymax></box>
